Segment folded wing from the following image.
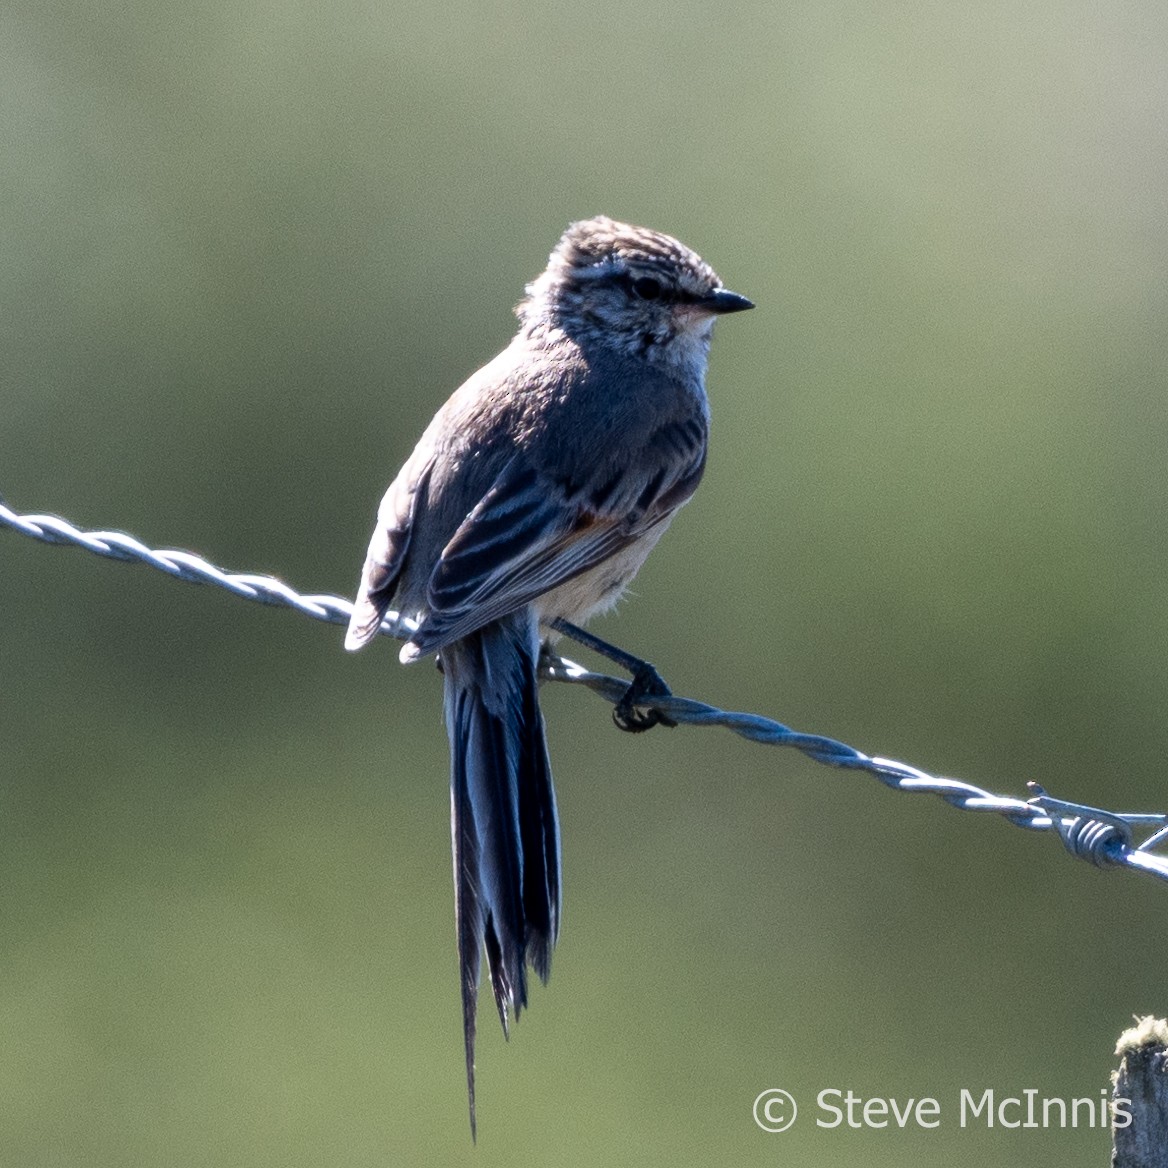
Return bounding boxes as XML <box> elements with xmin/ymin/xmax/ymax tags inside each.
<box><xmin>405</xmin><ymin>414</ymin><xmax>706</xmax><ymax>659</ymax></box>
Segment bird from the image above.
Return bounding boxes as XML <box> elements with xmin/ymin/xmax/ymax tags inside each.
<box><xmin>344</xmin><ymin>216</ymin><xmax>752</xmax><ymax>1135</ymax></box>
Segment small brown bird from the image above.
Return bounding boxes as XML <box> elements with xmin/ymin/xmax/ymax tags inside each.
<box><xmin>345</xmin><ymin>216</ymin><xmax>751</xmax><ymax>1134</ymax></box>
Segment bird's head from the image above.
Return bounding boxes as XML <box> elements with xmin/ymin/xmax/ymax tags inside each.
<box><xmin>518</xmin><ymin>216</ymin><xmax>752</xmax><ymax>369</ymax></box>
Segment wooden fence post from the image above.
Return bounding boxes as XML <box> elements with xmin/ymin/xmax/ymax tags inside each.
<box><xmin>1112</xmin><ymin>1016</ymin><xmax>1168</xmax><ymax>1167</ymax></box>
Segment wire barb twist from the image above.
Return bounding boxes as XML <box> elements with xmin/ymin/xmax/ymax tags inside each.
<box><xmin>4</xmin><ymin>496</ymin><xmax>1167</xmax><ymax>885</ymax></box>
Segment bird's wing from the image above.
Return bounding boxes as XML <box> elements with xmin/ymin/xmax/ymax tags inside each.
<box><xmin>405</xmin><ymin>415</ymin><xmax>706</xmax><ymax>658</ymax></box>
<box><xmin>344</xmin><ymin>451</ymin><xmax>436</xmax><ymax>650</ymax></box>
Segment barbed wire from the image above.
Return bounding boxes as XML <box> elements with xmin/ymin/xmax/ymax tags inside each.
<box><xmin>4</xmin><ymin>495</ymin><xmax>1167</xmax><ymax>886</ymax></box>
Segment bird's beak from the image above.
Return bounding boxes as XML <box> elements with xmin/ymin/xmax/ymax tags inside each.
<box><xmin>701</xmin><ymin>288</ymin><xmax>754</xmax><ymax>314</ymax></box>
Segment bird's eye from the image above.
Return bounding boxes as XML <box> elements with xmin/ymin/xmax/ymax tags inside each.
<box><xmin>630</xmin><ymin>276</ymin><xmax>662</xmax><ymax>301</ymax></box>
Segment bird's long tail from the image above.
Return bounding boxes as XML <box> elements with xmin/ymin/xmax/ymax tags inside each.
<box><xmin>441</xmin><ymin>613</ymin><xmax>561</xmax><ymax>1139</ymax></box>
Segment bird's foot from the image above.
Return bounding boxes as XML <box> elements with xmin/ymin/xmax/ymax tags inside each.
<box><xmin>613</xmin><ymin>662</ymin><xmax>677</xmax><ymax>733</ymax></box>
<box><xmin>549</xmin><ymin>619</ymin><xmax>676</xmax><ymax>734</ymax></box>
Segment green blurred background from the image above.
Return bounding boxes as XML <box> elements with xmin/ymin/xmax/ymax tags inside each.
<box><xmin>2</xmin><ymin>1</ymin><xmax>1165</xmax><ymax>1164</ymax></box>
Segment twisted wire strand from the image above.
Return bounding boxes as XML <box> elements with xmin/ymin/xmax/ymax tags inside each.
<box><xmin>4</xmin><ymin>497</ymin><xmax>1167</xmax><ymax>885</ymax></box>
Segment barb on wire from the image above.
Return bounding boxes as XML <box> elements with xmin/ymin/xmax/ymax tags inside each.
<box><xmin>4</xmin><ymin>496</ymin><xmax>1167</xmax><ymax>886</ymax></box>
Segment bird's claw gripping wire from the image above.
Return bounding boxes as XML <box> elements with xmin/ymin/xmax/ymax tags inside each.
<box><xmin>550</xmin><ymin>618</ymin><xmax>677</xmax><ymax>733</ymax></box>
<box><xmin>612</xmin><ymin>662</ymin><xmax>676</xmax><ymax>733</ymax></box>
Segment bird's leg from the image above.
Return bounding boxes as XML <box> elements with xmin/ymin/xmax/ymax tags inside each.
<box><xmin>549</xmin><ymin>619</ymin><xmax>677</xmax><ymax>733</ymax></box>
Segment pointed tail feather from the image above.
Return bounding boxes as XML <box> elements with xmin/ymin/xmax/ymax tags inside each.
<box><xmin>443</xmin><ymin>613</ymin><xmax>561</xmax><ymax>1137</ymax></box>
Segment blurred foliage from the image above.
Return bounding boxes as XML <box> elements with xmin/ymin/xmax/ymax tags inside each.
<box><xmin>2</xmin><ymin>0</ymin><xmax>1166</xmax><ymax>1163</ymax></box>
